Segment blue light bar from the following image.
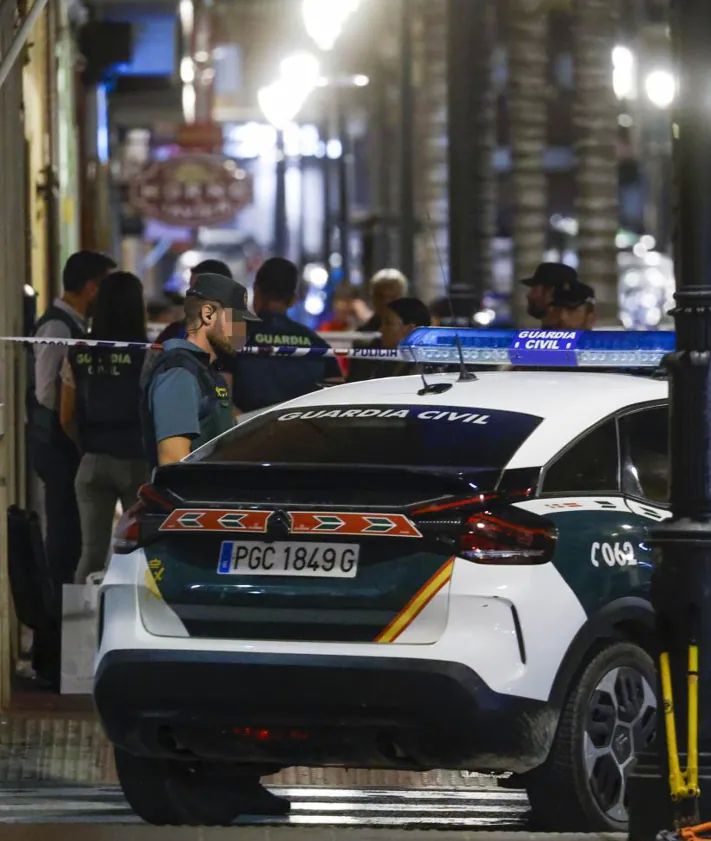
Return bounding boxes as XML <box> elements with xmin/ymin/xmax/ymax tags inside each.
<box><xmin>401</xmin><ymin>328</ymin><xmax>676</xmax><ymax>368</ymax></box>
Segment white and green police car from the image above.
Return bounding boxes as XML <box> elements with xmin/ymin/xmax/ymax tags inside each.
<box><xmin>94</xmin><ymin>328</ymin><xmax>671</xmax><ymax>830</ymax></box>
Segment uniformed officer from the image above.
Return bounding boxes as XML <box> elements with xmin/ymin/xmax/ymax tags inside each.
<box><xmin>547</xmin><ymin>280</ymin><xmax>597</xmax><ymax>330</ymax></box>
<box><xmin>141</xmin><ymin>273</ymin><xmax>257</xmax><ymax>468</ymax></box>
<box><xmin>31</xmin><ymin>250</ymin><xmax>116</xmax><ymax>588</ymax></box>
<box><xmin>520</xmin><ymin>262</ymin><xmax>578</xmax><ymax>325</ymax></box>
<box><xmin>155</xmin><ymin>259</ymin><xmax>233</xmax><ymax>343</ymax></box>
<box><xmin>59</xmin><ymin>271</ymin><xmax>149</xmax><ymax>581</ymax></box>
<box><xmin>229</xmin><ymin>258</ymin><xmax>343</xmax><ymax>412</ymax></box>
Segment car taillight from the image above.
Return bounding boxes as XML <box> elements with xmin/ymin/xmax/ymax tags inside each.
<box><xmin>113</xmin><ymin>484</ymin><xmax>174</xmax><ymax>554</ymax></box>
<box><xmin>458</xmin><ymin>508</ymin><xmax>556</xmax><ymax>565</ymax></box>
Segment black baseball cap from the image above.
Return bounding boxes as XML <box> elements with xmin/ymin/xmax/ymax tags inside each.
<box><xmin>187</xmin><ymin>273</ymin><xmax>260</xmax><ymax>321</ymax></box>
<box><xmin>552</xmin><ymin>280</ymin><xmax>596</xmax><ymax>309</ymax></box>
<box><xmin>521</xmin><ymin>262</ymin><xmax>578</xmax><ymax>288</ymax></box>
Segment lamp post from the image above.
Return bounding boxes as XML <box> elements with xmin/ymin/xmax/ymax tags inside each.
<box><xmin>628</xmin><ymin>1</ymin><xmax>711</xmax><ymax>837</ymax></box>
<box><xmin>613</xmin><ymin>39</ymin><xmax>676</xmax><ymax>254</ymax></box>
<box><xmin>258</xmin><ymin>53</ymin><xmax>319</xmax><ymax>257</ymax></box>
<box><xmin>399</xmin><ymin>0</ymin><xmax>415</xmax><ymax>282</ymax></box>
<box><xmin>302</xmin><ymin>0</ymin><xmax>360</xmax><ymax>282</ymax></box>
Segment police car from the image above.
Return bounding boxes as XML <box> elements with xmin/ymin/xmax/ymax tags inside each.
<box><xmin>94</xmin><ymin>328</ymin><xmax>672</xmax><ymax>830</ymax></box>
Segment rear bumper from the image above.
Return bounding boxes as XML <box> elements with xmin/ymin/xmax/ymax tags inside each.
<box><xmin>94</xmin><ymin>649</ymin><xmax>556</xmax><ymax>773</ymax></box>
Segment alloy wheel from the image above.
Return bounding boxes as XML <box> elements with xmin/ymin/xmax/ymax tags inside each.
<box><xmin>583</xmin><ymin>665</ymin><xmax>657</xmax><ymax>823</ymax></box>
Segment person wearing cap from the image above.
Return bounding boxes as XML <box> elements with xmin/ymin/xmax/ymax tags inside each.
<box><xmin>547</xmin><ymin>280</ymin><xmax>597</xmax><ymax>330</ymax></box>
<box><xmin>155</xmin><ymin>259</ymin><xmax>233</xmax><ymax>343</ymax></box>
<box><xmin>521</xmin><ymin>262</ymin><xmax>578</xmax><ymax>325</ymax></box>
<box><xmin>140</xmin><ymin>273</ymin><xmax>258</xmax><ymax>468</ymax></box>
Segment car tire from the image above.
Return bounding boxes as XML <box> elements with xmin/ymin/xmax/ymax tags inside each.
<box><xmin>114</xmin><ymin>748</ymin><xmax>246</xmax><ymax>826</ymax></box>
<box><xmin>525</xmin><ymin>641</ymin><xmax>657</xmax><ymax>832</ymax></box>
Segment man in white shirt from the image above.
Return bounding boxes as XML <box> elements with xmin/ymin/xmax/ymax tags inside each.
<box><xmin>30</xmin><ymin>251</ymin><xmax>115</xmax><ymax>595</ymax></box>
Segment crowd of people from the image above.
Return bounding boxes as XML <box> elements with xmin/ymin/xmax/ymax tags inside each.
<box><xmin>25</xmin><ymin>248</ymin><xmax>593</xmax><ymax>687</ymax></box>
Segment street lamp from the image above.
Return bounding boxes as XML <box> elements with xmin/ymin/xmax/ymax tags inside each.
<box><xmin>301</xmin><ymin>0</ymin><xmax>360</xmax><ymax>51</ymax></box>
<box><xmin>258</xmin><ymin>53</ymin><xmax>320</xmax><ymax>256</ymax></box>
<box><xmin>644</xmin><ymin>68</ymin><xmax>676</xmax><ymax>109</ymax></box>
<box><xmin>301</xmin><ymin>0</ymin><xmax>362</xmax><ymax>281</ymax></box>
<box><xmin>612</xmin><ymin>45</ymin><xmax>637</xmax><ymax>101</ymax></box>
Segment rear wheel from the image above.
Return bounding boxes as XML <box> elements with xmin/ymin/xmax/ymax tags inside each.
<box><xmin>525</xmin><ymin>641</ymin><xmax>657</xmax><ymax>831</ymax></box>
<box><xmin>114</xmin><ymin>748</ymin><xmax>288</xmax><ymax>826</ymax></box>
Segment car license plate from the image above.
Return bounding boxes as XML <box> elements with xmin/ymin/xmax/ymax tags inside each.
<box><xmin>217</xmin><ymin>541</ymin><xmax>359</xmax><ymax>578</ymax></box>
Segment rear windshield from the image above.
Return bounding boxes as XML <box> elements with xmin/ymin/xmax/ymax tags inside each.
<box><xmin>190</xmin><ymin>404</ymin><xmax>542</xmax><ymax>470</ymax></box>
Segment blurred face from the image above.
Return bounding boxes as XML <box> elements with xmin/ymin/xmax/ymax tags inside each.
<box><xmin>554</xmin><ymin>304</ymin><xmax>596</xmax><ymax>331</ymax></box>
<box><xmin>80</xmin><ymin>277</ymin><xmax>103</xmax><ymax>319</ymax></box>
<box><xmin>381</xmin><ymin>308</ymin><xmax>412</xmax><ymax>349</ymax></box>
<box><xmin>526</xmin><ymin>283</ymin><xmax>555</xmax><ymax>319</ymax></box>
<box><xmin>252</xmin><ymin>286</ymin><xmax>294</xmax><ymax>314</ymax></box>
<box><xmin>87</xmin><ymin>278</ymin><xmax>101</xmax><ymax>300</ymax></box>
<box><xmin>204</xmin><ymin>305</ymin><xmax>248</xmax><ymax>355</ymax></box>
<box><xmin>372</xmin><ymin>281</ymin><xmax>404</xmax><ymax>318</ymax></box>
<box><xmin>333</xmin><ymin>297</ymin><xmax>353</xmax><ymax>326</ymax></box>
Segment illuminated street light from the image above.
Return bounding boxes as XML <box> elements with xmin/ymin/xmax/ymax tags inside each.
<box><xmin>258</xmin><ymin>81</ymin><xmax>305</xmax><ymax>130</ymax></box>
<box><xmin>258</xmin><ymin>52</ymin><xmax>320</xmax><ymax>130</ymax></box>
<box><xmin>280</xmin><ymin>52</ymin><xmax>321</xmax><ymax>90</ymax></box>
<box><xmin>179</xmin><ymin>0</ymin><xmax>194</xmax><ymax>36</ymax></box>
<box><xmin>645</xmin><ymin>68</ymin><xmax>676</xmax><ymax>109</ymax></box>
<box><xmin>301</xmin><ymin>0</ymin><xmax>360</xmax><ymax>51</ymax></box>
<box><xmin>258</xmin><ymin>53</ymin><xmax>320</xmax><ymax>130</ymax></box>
<box><xmin>182</xmin><ymin>84</ymin><xmax>196</xmax><ymax>124</ymax></box>
<box><xmin>612</xmin><ymin>45</ymin><xmax>636</xmax><ymax>100</ymax></box>
<box><xmin>180</xmin><ymin>56</ymin><xmax>195</xmax><ymax>84</ymax></box>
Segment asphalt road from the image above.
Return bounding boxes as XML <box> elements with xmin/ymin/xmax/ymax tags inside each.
<box><xmin>0</xmin><ymin>784</ymin><xmax>629</xmax><ymax>840</ymax></box>
<box><xmin>0</xmin><ymin>783</ymin><xmax>529</xmax><ymax>827</ymax></box>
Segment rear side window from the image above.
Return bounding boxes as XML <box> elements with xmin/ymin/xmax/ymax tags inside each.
<box><xmin>543</xmin><ymin>419</ymin><xmax>619</xmax><ymax>494</ymax></box>
<box><xmin>620</xmin><ymin>406</ymin><xmax>668</xmax><ymax>503</ymax></box>
<box><xmin>192</xmin><ymin>404</ymin><xmax>542</xmax><ymax>470</ymax></box>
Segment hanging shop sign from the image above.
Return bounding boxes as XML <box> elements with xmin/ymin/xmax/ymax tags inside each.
<box><xmin>130</xmin><ymin>154</ymin><xmax>252</xmax><ymax>227</ymax></box>
<box><xmin>177</xmin><ymin>122</ymin><xmax>224</xmax><ymax>151</ymax></box>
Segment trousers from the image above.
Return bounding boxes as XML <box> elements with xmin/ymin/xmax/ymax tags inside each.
<box><xmin>74</xmin><ymin>453</ymin><xmax>148</xmax><ymax>583</ymax></box>
<box><xmin>30</xmin><ymin>434</ymin><xmax>81</xmax><ymax>591</ymax></box>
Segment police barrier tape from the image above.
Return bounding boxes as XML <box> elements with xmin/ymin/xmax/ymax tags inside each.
<box><xmin>0</xmin><ymin>334</ymin><xmax>405</xmax><ymax>361</ymax></box>
<box><xmin>0</xmin><ymin>327</ymin><xmax>677</xmax><ymax>368</ymax></box>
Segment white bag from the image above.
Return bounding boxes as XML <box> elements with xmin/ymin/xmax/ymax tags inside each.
<box><xmin>60</xmin><ymin>582</ymin><xmax>101</xmax><ymax>695</ymax></box>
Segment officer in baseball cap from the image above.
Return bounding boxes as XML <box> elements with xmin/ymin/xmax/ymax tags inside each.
<box><xmin>140</xmin><ymin>273</ymin><xmax>259</xmax><ymax>469</ymax></box>
<box><xmin>548</xmin><ymin>280</ymin><xmax>597</xmax><ymax>330</ymax></box>
<box><xmin>520</xmin><ymin>262</ymin><xmax>579</xmax><ymax>325</ymax></box>
<box><xmin>188</xmin><ymin>273</ymin><xmax>261</xmax><ymax>325</ymax></box>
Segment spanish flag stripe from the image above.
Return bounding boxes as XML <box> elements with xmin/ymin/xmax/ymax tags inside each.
<box><xmin>375</xmin><ymin>557</ymin><xmax>455</xmax><ymax>644</ymax></box>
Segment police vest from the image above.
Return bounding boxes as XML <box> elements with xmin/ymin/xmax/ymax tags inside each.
<box><xmin>140</xmin><ymin>347</ymin><xmax>232</xmax><ymax>469</ymax></box>
<box><xmin>28</xmin><ymin>305</ymin><xmax>85</xmax><ymax>445</ymax></box>
<box><xmin>230</xmin><ymin>314</ymin><xmax>338</xmax><ymax>412</ymax></box>
<box><xmin>69</xmin><ymin>346</ymin><xmax>145</xmax><ymax>459</ymax></box>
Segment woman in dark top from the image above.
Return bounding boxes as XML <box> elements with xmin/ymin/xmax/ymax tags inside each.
<box><xmin>60</xmin><ymin>271</ymin><xmax>149</xmax><ymax>582</ymax></box>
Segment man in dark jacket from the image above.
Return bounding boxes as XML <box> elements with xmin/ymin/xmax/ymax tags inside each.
<box><xmin>229</xmin><ymin>258</ymin><xmax>343</xmax><ymax>412</ymax></box>
<box><xmin>520</xmin><ymin>262</ymin><xmax>577</xmax><ymax>325</ymax></box>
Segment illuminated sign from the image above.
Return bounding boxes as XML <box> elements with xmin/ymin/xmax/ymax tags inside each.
<box><xmin>130</xmin><ymin>154</ymin><xmax>252</xmax><ymax>227</ymax></box>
